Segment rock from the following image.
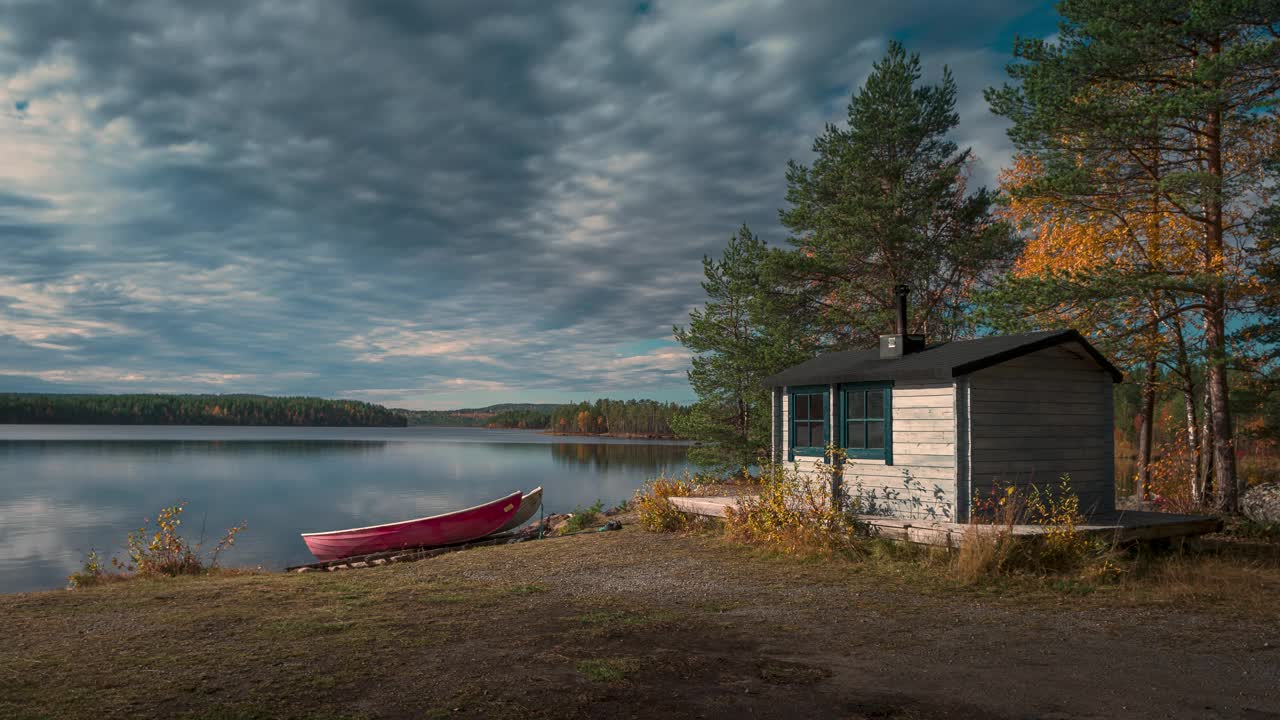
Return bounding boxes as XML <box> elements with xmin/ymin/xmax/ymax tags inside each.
<box><xmin>350</xmin><ymin>561</ymin><xmax>369</xmax><ymax>569</ymax></box>
<box><xmin>371</xmin><ymin>558</ymin><xmax>387</xmax><ymax>566</ymax></box>
<box><xmin>1242</xmin><ymin>482</ymin><xmax>1280</xmax><ymax>525</ymax></box>
<box><xmin>328</xmin><ymin>564</ymin><xmax>349</xmax><ymax>572</ymax></box>
<box><xmin>547</xmin><ymin>514</ymin><xmax>571</xmax><ymax>534</ymax></box>
<box><xmin>599</xmin><ymin>519</ymin><xmax>623</xmax><ymax>532</ymax></box>
<box><xmin>294</xmin><ymin>567</ymin><xmax>315</xmax><ymax>573</ymax></box>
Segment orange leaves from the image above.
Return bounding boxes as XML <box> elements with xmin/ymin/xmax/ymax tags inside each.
<box><xmin>999</xmin><ymin>154</ymin><xmax>1203</xmax><ymax>280</ymax></box>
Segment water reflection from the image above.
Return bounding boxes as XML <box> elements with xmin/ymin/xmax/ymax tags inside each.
<box><xmin>0</xmin><ymin>439</ymin><xmax>389</xmax><ymax>457</ymax></box>
<box><xmin>549</xmin><ymin>441</ymin><xmax>689</xmax><ymax>472</ymax></box>
<box><xmin>0</xmin><ymin>426</ymin><xmax>695</xmax><ymax>592</ymax></box>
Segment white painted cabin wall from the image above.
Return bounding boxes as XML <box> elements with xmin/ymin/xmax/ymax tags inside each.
<box><xmin>781</xmin><ymin>381</ymin><xmax>960</xmax><ymax>521</ymax></box>
<box><xmin>841</xmin><ymin>381</ymin><xmax>958</xmax><ymax>521</ymax></box>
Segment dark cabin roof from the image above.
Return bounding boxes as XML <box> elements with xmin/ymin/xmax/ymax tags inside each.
<box><xmin>762</xmin><ymin>329</ymin><xmax>1123</xmax><ymax>388</ymax></box>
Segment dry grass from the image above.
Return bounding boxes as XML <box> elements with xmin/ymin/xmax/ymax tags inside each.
<box><xmin>3</xmin><ymin>520</ymin><xmax>1279</xmax><ymax>719</ymax></box>
<box><xmin>722</xmin><ymin>458</ymin><xmax>872</xmax><ymax>557</ymax></box>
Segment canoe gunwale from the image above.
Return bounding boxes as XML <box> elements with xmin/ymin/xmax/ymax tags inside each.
<box><xmin>300</xmin><ymin>490</ymin><xmax>524</xmax><ymax>537</ymax></box>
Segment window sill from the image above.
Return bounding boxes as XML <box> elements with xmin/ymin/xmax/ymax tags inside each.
<box><xmin>843</xmin><ymin>456</ymin><xmax>888</xmax><ymax>465</ymax></box>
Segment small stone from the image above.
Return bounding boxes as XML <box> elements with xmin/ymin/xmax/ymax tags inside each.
<box><xmin>350</xmin><ymin>561</ymin><xmax>369</xmax><ymax>569</ymax></box>
<box><xmin>372</xmin><ymin>558</ymin><xmax>387</xmax><ymax>566</ymax></box>
<box><xmin>294</xmin><ymin>567</ymin><xmax>314</xmax><ymax>573</ymax></box>
<box><xmin>390</xmin><ymin>555</ymin><xmax>409</xmax><ymax>563</ymax></box>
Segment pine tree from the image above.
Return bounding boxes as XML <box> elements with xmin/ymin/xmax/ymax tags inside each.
<box><xmin>986</xmin><ymin>0</ymin><xmax>1280</xmax><ymax>512</ymax></box>
<box><xmin>672</xmin><ymin>226</ymin><xmax>811</xmax><ymax>473</ymax></box>
<box><xmin>769</xmin><ymin>41</ymin><xmax>1016</xmax><ymax>348</ymax></box>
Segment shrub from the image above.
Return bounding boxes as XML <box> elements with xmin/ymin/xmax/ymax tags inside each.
<box><xmin>723</xmin><ymin>448</ymin><xmax>868</xmax><ymax>557</ymax></box>
<box><xmin>634</xmin><ymin>472</ymin><xmax>698</xmax><ymax>532</ymax></box>
<box><xmin>955</xmin><ymin>475</ymin><xmax>1119</xmax><ymax>583</ymax></box>
<box><xmin>69</xmin><ymin>502</ymin><xmax>246</xmax><ymax>588</ymax></box>
<box><xmin>66</xmin><ymin>550</ymin><xmax>116</xmax><ymax>589</ymax></box>
<box><xmin>560</xmin><ymin>500</ymin><xmax>606</xmax><ymax>534</ymax></box>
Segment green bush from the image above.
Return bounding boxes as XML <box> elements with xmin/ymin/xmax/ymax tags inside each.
<box><xmin>561</xmin><ymin>500</ymin><xmax>606</xmax><ymax>534</ymax></box>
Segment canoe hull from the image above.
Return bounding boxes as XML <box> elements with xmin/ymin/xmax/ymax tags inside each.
<box><xmin>493</xmin><ymin>486</ymin><xmax>543</xmax><ymax>535</ymax></box>
<box><xmin>301</xmin><ymin>491</ymin><xmax>523</xmax><ymax>562</ymax></box>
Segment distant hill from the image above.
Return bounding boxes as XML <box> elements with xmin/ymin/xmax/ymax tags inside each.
<box><xmin>392</xmin><ymin>403</ymin><xmax>561</xmax><ymax>427</ymax></box>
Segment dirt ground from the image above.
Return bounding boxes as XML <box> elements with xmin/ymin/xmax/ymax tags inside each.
<box><xmin>2</xmin><ymin>519</ymin><xmax>1278</xmax><ymax>719</ymax></box>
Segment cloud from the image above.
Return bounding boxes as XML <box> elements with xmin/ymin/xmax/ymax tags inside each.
<box><xmin>0</xmin><ymin>0</ymin><xmax>1038</xmax><ymax>408</ymax></box>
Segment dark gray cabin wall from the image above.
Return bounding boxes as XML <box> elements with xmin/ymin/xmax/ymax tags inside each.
<box><xmin>965</xmin><ymin>344</ymin><xmax>1116</xmax><ymax>516</ymax></box>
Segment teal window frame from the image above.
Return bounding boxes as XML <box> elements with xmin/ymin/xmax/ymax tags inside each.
<box><xmin>838</xmin><ymin>381</ymin><xmax>893</xmax><ymax>463</ymax></box>
<box><xmin>788</xmin><ymin>385</ymin><xmax>829</xmax><ymax>460</ymax></box>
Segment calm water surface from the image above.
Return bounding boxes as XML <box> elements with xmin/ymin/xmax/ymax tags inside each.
<box><xmin>0</xmin><ymin>425</ymin><xmax>695</xmax><ymax>593</ymax></box>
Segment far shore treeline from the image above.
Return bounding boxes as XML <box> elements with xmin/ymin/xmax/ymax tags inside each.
<box><xmin>500</xmin><ymin>399</ymin><xmax>686</xmax><ymax>437</ymax></box>
<box><xmin>0</xmin><ymin>393</ymin><xmax>689</xmax><ymax>436</ymax></box>
<box><xmin>400</xmin><ymin>399</ymin><xmax>688</xmax><ymax>438</ymax></box>
<box><xmin>0</xmin><ymin>393</ymin><xmax>408</xmax><ymax>427</ymax></box>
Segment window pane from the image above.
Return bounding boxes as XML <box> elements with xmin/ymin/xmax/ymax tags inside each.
<box><xmin>867</xmin><ymin>420</ymin><xmax>885</xmax><ymax>449</ymax></box>
<box><xmin>809</xmin><ymin>394</ymin><xmax>824</xmax><ymax>421</ymax></box>
<box><xmin>794</xmin><ymin>395</ymin><xmax>809</xmax><ymax>421</ymax></box>
<box><xmin>846</xmin><ymin>420</ymin><xmax>865</xmax><ymax>448</ymax></box>
<box><xmin>846</xmin><ymin>390</ymin><xmax>865</xmax><ymax>419</ymax></box>
<box><xmin>794</xmin><ymin>423</ymin><xmax>807</xmax><ymax>448</ymax></box>
<box><xmin>811</xmin><ymin>421</ymin><xmax>825</xmax><ymax>446</ymax></box>
<box><xmin>867</xmin><ymin>390</ymin><xmax>884</xmax><ymax>419</ymax></box>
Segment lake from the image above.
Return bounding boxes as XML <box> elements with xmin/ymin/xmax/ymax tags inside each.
<box><xmin>0</xmin><ymin>425</ymin><xmax>695</xmax><ymax>593</ymax></box>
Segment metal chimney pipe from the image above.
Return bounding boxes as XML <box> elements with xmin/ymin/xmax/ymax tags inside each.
<box><xmin>894</xmin><ymin>284</ymin><xmax>909</xmax><ymax>335</ymax></box>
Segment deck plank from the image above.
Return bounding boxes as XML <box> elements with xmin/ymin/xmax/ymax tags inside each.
<box><xmin>668</xmin><ymin>496</ymin><xmax>1222</xmax><ymax>546</ymax></box>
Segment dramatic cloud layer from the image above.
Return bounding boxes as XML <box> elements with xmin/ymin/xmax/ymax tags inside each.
<box><xmin>0</xmin><ymin>0</ymin><xmax>1056</xmax><ymax>408</ymax></box>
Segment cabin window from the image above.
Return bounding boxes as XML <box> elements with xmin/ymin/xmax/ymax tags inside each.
<box><xmin>839</xmin><ymin>382</ymin><xmax>892</xmax><ymax>463</ymax></box>
<box><xmin>788</xmin><ymin>386</ymin><xmax>829</xmax><ymax>459</ymax></box>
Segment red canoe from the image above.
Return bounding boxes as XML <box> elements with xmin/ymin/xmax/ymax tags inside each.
<box><xmin>301</xmin><ymin>490</ymin><xmax>523</xmax><ymax>561</ymax></box>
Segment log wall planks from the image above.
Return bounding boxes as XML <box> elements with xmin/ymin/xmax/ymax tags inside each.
<box><xmin>967</xmin><ymin>344</ymin><xmax>1116</xmax><ymax>514</ymax></box>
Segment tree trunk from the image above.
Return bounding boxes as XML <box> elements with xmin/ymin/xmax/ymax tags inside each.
<box><xmin>1206</xmin><ymin>309</ymin><xmax>1236</xmax><ymax>512</ymax></box>
<box><xmin>1203</xmin><ymin>74</ymin><xmax>1238</xmax><ymax>513</ymax></box>
<box><xmin>1197</xmin><ymin>381</ymin><xmax>1214</xmax><ymax>502</ymax></box>
<box><xmin>1135</xmin><ymin>363</ymin><xmax>1157</xmax><ymax>501</ymax></box>
<box><xmin>1171</xmin><ymin>315</ymin><xmax>1202</xmax><ymax>505</ymax></box>
<box><xmin>1182</xmin><ymin>381</ymin><xmax>1201</xmax><ymax>504</ymax></box>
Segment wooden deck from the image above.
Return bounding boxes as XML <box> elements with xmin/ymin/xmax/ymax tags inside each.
<box><xmin>668</xmin><ymin>496</ymin><xmax>1222</xmax><ymax>547</ymax></box>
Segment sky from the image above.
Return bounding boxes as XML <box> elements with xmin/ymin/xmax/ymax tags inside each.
<box><xmin>0</xmin><ymin>0</ymin><xmax>1060</xmax><ymax>410</ymax></box>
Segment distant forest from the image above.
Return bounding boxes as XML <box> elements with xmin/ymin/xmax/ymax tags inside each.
<box><xmin>0</xmin><ymin>394</ymin><xmax>689</xmax><ymax>435</ymax></box>
<box><xmin>0</xmin><ymin>394</ymin><xmax>407</xmax><ymax>427</ymax></box>
<box><xmin>396</xmin><ymin>399</ymin><xmax>688</xmax><ymax>437</ymax></box>
<box><xmin>494</xmin><ymin>399</ymin><xmax>687</xmax><ymax>437</ymax></box>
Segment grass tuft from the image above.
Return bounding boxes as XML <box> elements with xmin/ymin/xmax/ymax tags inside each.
<box><xmin>576</xmin><ymin>657</ymin><xmax>643</xmax><ymax>683</ymax></box>
<box><xmin>560</xmin><ymin>501</ymin><xmax>606</xmax><ymax>534</ymax></box>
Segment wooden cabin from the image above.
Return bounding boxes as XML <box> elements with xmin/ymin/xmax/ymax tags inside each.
<box><xmin>762</xmin><ymin>289</ymin><xmax>1123</xmax><ymax>523</ymax></box>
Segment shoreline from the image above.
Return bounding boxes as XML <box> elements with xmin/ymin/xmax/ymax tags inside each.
<box><xmin>538</xmin><ymin>430</ymin><xmax>682</xmax><ymax>440</ymax></box>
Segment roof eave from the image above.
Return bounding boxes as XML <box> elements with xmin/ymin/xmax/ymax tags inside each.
<box><xmin>950</xmin><ymin>329</ymin><xmax>1124</xmax><ymax>383</ymax></box>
